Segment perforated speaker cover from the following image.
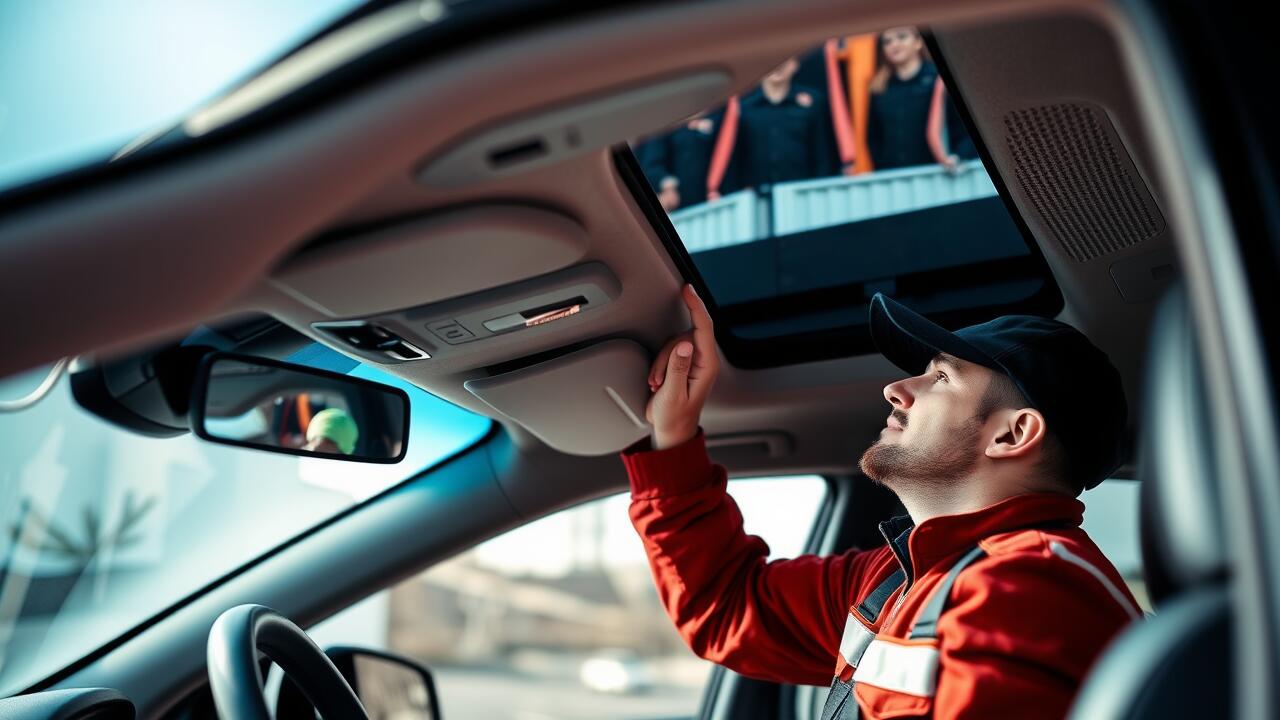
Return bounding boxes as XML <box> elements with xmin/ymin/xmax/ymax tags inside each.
<box><xmin>1004</xmin><ymin>102</ymin><xmax>1164</xmax><ymax>262</ymax></box>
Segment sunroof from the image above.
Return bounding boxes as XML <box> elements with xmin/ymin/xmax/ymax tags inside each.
<box><xmin>620</xmin><ymin>28</ymin><xmax>1060</xmax><ymax>369</ymax></box>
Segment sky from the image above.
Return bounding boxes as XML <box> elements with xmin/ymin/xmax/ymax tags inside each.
<box><xmin>0</xmin><ymin>0</ymin><xmax>365</xmax><ymax>191</ymax></box>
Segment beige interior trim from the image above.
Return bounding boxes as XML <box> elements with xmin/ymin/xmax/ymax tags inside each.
<box><xmin>272</xmin><ymin>204</ymin><xmax>590</xmax><ymax>317</ymax></box>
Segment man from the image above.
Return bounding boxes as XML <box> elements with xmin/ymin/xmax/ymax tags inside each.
<box><xmin>728</xmin><ymin>57</ymin><xmax>840</xmax><ymax>193</ymax></box>
<box><xmin>635</xmin><ymin>108</ymin><xmax>727</xmax><ymax>211</ymax></box>
<box><xmin>303</xmin><ymin>407</ymin><xmax>359</xmax><ymax>455</ymax></box>
<box><xmin>622</xmin><ymin>285</ymin><xmax>1141</xmax><ymax>719</ymax></box>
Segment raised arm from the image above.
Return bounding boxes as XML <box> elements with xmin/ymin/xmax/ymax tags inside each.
<box><xmin>625</xmin><ymin>286</ymin><xmax>875</xmax><ymax>685</ymax></box>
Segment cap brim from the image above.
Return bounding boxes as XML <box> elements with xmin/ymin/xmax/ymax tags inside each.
<box><xmin>868</xmin><ymin>294</ymin><xmax>996</xmax><ymax>375</ymax></box>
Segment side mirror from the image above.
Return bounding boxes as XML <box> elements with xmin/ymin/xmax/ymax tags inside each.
<box><xmin>190</xmin><ymin>352</ymin><xmax>409</xmax><ymax>463</ymax></box>
<box><xmin>275</xmin><ymin>647</ymin><xmax>441</xmax><ymax>720</ymax></box>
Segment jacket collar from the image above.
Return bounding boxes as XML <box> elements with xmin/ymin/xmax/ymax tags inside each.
<box><xmin>742</xmin><ymin>85</ymin><xmax>806</xmax><ymax>108</ymax></box>
<box><xmin>878</xmin><ymin>492</ymin><xmax>1084</xmax><ymax>587</ymax></box>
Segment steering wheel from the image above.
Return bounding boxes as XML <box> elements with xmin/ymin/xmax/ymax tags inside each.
<box><xmin>207</xmin><ymin>604</ymin><xmax>368</xmax><ymax>720</ymax></box>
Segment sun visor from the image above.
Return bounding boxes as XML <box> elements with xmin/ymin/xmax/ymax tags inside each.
<box><xmin>272</xmin><ymin>205</ymin><xmax>589</xmax><ymax>318</ymax></box>
<box><xmin>464</xmin><ymin>339</ymin><xmax>651</xmax><ymax>456</ymax></box>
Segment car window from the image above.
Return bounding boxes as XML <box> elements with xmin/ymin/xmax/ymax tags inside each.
<box><xmin>625</xmin><ymin>29</ymin><xmax>1059</xmax><ymax>368</ymax></box>
<box><xmin>308</xmin><ymin>476</ymin><xmax>829</xmax><ymax>720</ymax></box>
<box><xmin>1080</xmin><ymin>478</ymin><xmax>1148</xmax><ymax>612</ymax></box>
<box><xmin>0</xmin><ymin>346</ymin><xmax>492</xmax><ymax>695</ymax></box>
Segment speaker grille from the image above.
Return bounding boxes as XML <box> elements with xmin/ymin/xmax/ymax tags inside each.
<box><xmin>1004</xmin><ymin>103</ymin><xmax>1163</xmax><ymax>262</ymax></box>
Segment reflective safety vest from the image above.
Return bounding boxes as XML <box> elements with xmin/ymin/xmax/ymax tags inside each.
<box><xmin>821</xmin><ymin>546</ymin><xmax>986</xmax><ymax>720</ymax></box>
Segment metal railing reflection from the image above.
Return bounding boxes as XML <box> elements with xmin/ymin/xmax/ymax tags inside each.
<box><xmin>668</xmin><ymin>160</ymin><xmax>996</xmax><ymax>252</ymax></box>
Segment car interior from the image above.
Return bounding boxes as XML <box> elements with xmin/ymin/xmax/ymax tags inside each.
<box><xmin>1</xmin><ymin>0</ymin><xmax>1278</xmax><ymax>718</ymax></box>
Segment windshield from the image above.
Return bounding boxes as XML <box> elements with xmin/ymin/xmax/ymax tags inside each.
<box><xmin>0</xmin><ymin>0</ymin><xmax>367</xmax><ymax>193</ymax></box>
<box><xmin>0</xmin><ymin>346</ymin><xmax>492</xmax><ymax>695</ymax></box>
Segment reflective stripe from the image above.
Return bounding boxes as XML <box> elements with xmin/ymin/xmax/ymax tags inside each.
<box><xmin>1049</xmin><ymin>541</ymin><xmax>1142</xmax><ymax>621</ymax></box>
<box><xmin>851</xmin><ymin>640</ymin><xmax>940</xmax><ymax>697</ymax></box>
<box><xmin>838</xmin><ymin>612</ymin><xmax>877</xmax><ymax>666</ymax></box>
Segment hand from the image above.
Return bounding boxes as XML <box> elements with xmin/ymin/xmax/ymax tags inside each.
<box><xmin>658</xmin><ymin>185</ymin><xmax>681</xmax><ymax>212</ymax></box>
<box><xmin>941</xmin><ymin>154</ymin><xmax>961</xmax><ymax>175</ymax></box>
<box><xmin>645</xmin><ymin>284</ymin><xmax>720</xmax><ymax>449</ymax></box>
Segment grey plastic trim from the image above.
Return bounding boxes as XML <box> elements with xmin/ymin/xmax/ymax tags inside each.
<box><xmin>1109</xmin><ymin>247</ymin><xmax>1178</xmax><ymax>303</ymax></box>
<box><xmin>0</xmin><ymin>688</ymin><xmax>134</xmax><ymax>720</ymax></box>
<box><xmin>1140</xmin><ymin>286</ymin><xmax>1223</xmax><ymax>592</ymax></box>
<box><xmin>465</xmin><ymin>339</ymin><xmax>651</xmax><ymax>455</ymax></box>
<box><xmin>273</xmin><ymin>205</ymin><xmax>590</xmax><ymax>318</ymax></box>
<box><xmin>705</xmin><ymin>432</ymin><xmax>793</xmax><ymax>459</ymax></box>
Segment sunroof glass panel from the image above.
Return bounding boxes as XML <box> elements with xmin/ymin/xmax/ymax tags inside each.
<box><xmin>625</xmin><ymin>29</ymin><xmax>1060</xmax><ymax>368</ymax></box>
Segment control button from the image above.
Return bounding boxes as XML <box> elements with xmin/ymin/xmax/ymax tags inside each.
<box><xmin>315</xmin><ymin>321</ymin><xmax>396</xmax><ymax>350</ymax></box>
<box><xmin>428</xmin><ymin>320</ymin><xmax>475</xmax><ymax>345</ymax></box>
<box><xmin>382</xmin><ymin>340</ymin><xmax>430</xmax><ymax>361</ymax></box>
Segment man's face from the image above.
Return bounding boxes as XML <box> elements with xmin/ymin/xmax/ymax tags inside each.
<box><xmin>859</xmin><ymin>353</ymin><xmax>994</xmax><ymax>488</ymax></box>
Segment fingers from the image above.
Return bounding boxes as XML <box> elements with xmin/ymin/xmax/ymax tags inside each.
<box><xmin>649</xmin><ymin>334</ymin><xmax>689</xmax><ymax>390</ymax></box>
<box><xmin>681</xmin><ymin>285</ymin><xmax>719</xmax><ymax>397</ymax></box>
<box><xmin>683</xmin><ymin>284</ymin><xmax>715</xmax><ymax>354</ymax></box>
<box><xmin>664</xmin><ymin>341</ymin><xmax>694</xmax><ymax>393</ymax></box>
<box><xmin>649</xmin><ymin>285</ymin><xmax>717</xmax><ymax>393</ymax></box>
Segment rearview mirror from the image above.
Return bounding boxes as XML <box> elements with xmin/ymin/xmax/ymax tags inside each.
<box><xmin>191</xmin><ymin>353</ymin><xmax>409</xmax><ymax>463</ymax></box>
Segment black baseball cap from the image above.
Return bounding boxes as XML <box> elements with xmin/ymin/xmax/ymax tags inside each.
<box><xmin>868</xmin><ymin>293</ymin><xmax>1127</xmax><ymax>490</ymax></box>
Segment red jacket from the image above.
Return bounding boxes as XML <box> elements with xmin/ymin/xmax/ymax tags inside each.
<box><xmin>623</xmin><ymin>432</ymin><xmax>1142</xmax><ymax>719</ymax></box>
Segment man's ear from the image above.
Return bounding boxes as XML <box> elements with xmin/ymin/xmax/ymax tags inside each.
<box><xmin>985</xmin><ymin>408</ymin><xmax>1047</xmax><ymax>461</ymax></box>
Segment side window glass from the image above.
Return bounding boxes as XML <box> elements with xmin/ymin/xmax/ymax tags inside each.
<box><xmin>1080</xmin><ymin>479</ymin><xmax>1149</xmax><ymax>612</ymax></box>
<box><xmin>309</xmin><ymin>476</ymin><xmax>828</xmax><ymax>719</ymax></box>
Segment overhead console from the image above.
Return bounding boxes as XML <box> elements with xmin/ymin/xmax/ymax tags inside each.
<box><xmin>310</xmin><ymin>261</ymin><xmax>620</xmax><ymax>365</ymax></box>
<box><xmin>267</xmin><ymin>204</ymin><xmax>624</xmax><ymax>365</ymax></box>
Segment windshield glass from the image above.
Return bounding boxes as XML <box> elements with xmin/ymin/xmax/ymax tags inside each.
<box><xmin>0</xmin><ymin>346</ymin><xmax>492</xmax><ymax>695</ymax></box>
<box><xmin>0</xmin><ymin>0</ymin><xmax>366</xmax><ymax>193</ymax></box>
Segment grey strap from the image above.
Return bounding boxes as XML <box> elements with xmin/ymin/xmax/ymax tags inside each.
<box><xmin>820</xmin><ymin>677</ymin><xmax>857</xmax><ymax>720</ymax></box>
<box><xmin>856</xmin><ymin>568</ymin><xmax>906</xmax><ymax>623</ymax></box>
<box><xmin>908</xmin><ymin>546</ymin><xmax>987</xmax><ymax>639</ymax></box>
<box><xmin>822</xmin><ymin>569</ymin><xmax>905</xmax><ymax>720</ymax></box>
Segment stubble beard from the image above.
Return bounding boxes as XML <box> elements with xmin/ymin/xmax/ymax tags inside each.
<box><xmin>859</xmin><ymin>416</ymin><xmax>984</xmax><ymax>490</ymax></box>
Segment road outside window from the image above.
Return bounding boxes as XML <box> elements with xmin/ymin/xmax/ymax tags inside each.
<box><xmin>309</xmin><ymin>476</ymin><xmax>828</xmax><ymax>720</ymax></box>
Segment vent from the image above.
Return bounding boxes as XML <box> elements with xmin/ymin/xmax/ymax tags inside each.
<box><xmin>1004</xmin><ymin>103</ymin><xmax>1164</xmax><ymax>262</ymax></box>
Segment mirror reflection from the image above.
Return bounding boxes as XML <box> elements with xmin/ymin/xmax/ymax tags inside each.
<box><xmin>348</xmin><ymin>653</ymin><xmax>437</xmax><ymax>720</ymax></box>
<box><xmin>196</xmin><ymin>355</ymin><xmax>408</xmax><ymax>462</ymax></box>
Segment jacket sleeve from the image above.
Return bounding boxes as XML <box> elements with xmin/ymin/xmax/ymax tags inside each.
<box><xmin>932</xmin><ymin>549</ymin><xmax>1140</xmax><ymax>719</ymax></box>
<box><xmin>623</xmin><ymin>431</ymin><xmax>873</xmax><ymax>686</ymax></box>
